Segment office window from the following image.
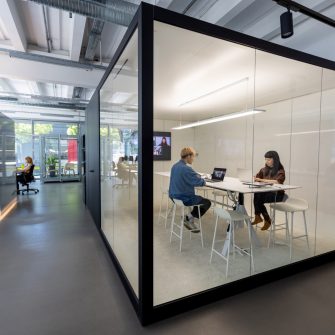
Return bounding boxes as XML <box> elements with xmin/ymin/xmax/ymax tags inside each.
<box><xmin>316</xmin><ymin>68</ymin><xmax>335</xmax><ymax>254</ymax></box>
<box><xmin>14</xmin><ymin>120</ymin><xmax>33</xmax><ymax>166</ymax></box>
<box><xmin>153</xmin><ymin>22</ymin><xmax>256</xmax><ymax>305</ymax></box>
<box><xmin>100</xmin><ymin>30</ymin><xmax>139</xmax><ymax>296</ymax></box>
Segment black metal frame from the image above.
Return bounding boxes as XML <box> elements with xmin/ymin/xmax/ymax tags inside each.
<box><xmin>91</xmin><ymin>3</ymin><xmax>335</xmax><ymax>326</ymax></box>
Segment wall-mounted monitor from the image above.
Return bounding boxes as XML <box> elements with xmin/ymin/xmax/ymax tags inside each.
<box><xmin>153</xmin><ymin>131</ymin><xmax>171</xmax><ymax>161</ymax></box>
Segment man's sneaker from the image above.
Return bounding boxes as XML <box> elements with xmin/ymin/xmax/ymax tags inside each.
<box><xmin>184</xmin><ymin>219</ymin><xmax>200</xmax><ymax>233</ymax></box>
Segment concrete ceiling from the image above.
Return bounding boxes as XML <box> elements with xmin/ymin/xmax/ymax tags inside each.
<box><xmin>0</xmin><ymin>0</ymin><xmax>333</xmax><ymax>122</ymax></box>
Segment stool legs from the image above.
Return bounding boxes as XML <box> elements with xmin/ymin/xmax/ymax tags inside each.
<box><xmin>170</xmin><ymin>203</ymin><xmax>203</xmax><ymax>252</ymax></box>
<box><xmin>158</xmin><ymin>191</ymin><xmax>171</xmax><ymax>228</ymax></box>
<box><xmin>210</xmin><ymin>216</ymin><xmax>231</xmax><ymax>278</ymax></box>
<box><xmin>303</xmin><ymin>211</ymin><xmax>310</xmax><ymax>250</ymax></box>
<box><xmin>246</xmin><ymin>220</ymin><xmax>255</xmax><ymax>273</ymax></box>
<box><xmin>198</xmin><ymin>205</ymin><xmax>204</xmax><ymax>248</ymax></box>
<box><xmin>290</xmin><ymin>212</ymin><xmax>294</xmax><ymax>261</ymax></box>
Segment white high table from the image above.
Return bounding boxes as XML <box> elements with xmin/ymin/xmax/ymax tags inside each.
<box><xmin>155</xmin><ymin>172</ymin><xmax>300</xmax><ymax>255</ymax></box>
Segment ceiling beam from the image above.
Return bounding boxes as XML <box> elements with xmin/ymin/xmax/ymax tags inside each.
<box><xmin>214</xmin><ymin>0</ymin><xmax>256</xmax><ymax>26</ymax></box>
<box><xmin>0</xmin><ymin>0</ymin><xmax>27</xmax><ymax>51</ymax></box>
<box><xmin>70</xmin><ymin>14</ymin><xmax>86</xmax><ymax>61</ymax></box>
<box><xmin>0</xmin><ymin>53</ymin><xmax>103</xmax><ymax>89</ymax></box>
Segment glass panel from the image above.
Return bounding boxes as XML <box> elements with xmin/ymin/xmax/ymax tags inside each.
<box><xmin>100</xmin><ymin>30</ymin><xmax>139</xmax><ymax>296</ymax></box>
<box><xmin>316</xmin><ymin>69</ymin><xmax>335</xmax><ymax>254</ymax></box>
<box><xmin>60</xmin><ymin>138</ymin><xmax>79</xmax><ymax>180</ymax></box>
<box><xmin>253</xmin><ymin>50</ymin><xmax>322</xmax><ymax>271</ymax></box>
<box><xmin>0</xmin><ymin>113</ymin><xmax>16</xmax><ymax>213</ymax></box>
<box><xmin>153</xmin><ymin>22</ymin><xmax>255</xmax><ymax>305</ymax></box>
<box><xmin>32</xmin><ymin>136</ymin><xmax>41</xmax><ymax>178</ymax></box>
<box><xmin>43</xmin><ymin>137</ymin><xmax>60</xmax><ymax>181</ymax></box>
<box><xmin>14</xmin><ymin>120</ymin><xmax>33</xmax><ymax>168</ymax></box>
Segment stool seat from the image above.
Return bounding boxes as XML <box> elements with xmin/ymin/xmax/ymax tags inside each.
<box><xmin>270</xmin><ymin>198</ymin><xmax>308</xmax><ymax>212</ymax></box>
<box><xmin>269</xmin><ymin>196</ymin><xmax>309</xmax><ymax>261</ymax></box>
<box><xmin>210</xmin><ymin>207</ymin><xmax>254</xmax><ymax>278</ymax></box>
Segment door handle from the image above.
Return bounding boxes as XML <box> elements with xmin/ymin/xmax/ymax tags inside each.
<box><xmin>89</xmin><ymin>170</ymin><xmax>94</xmax><ymax>173</ymax></box>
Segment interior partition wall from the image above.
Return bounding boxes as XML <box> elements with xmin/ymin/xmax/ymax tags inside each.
<box><xmin>85</xmin><ymin>3</ymin><xmax>335</xmax><ymax>325</ymax></box>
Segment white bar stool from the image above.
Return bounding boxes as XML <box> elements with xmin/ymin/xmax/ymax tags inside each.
<box><xmin>212</xmin><ymin>190</ymin><xmax>228</xmax><ymax>208</ymax></box>
<box><xmin>269</xmin><ymin>197</ymin><xmax>309</xmax><ymax>261</ymax></box>
<box><xmin>210</xmin><ymin>207</ymin><xmax>254</xmax><ymax>278</ymax></box>
<box><xmin>195</xmin><ymin>186</ymin><xmax>213</xmax><ymax>198</ymax></box>
<box><xmin>170</xmin><ymin>198</ymin><xmax>204</xmax><ymax>252</ymax></box>
<box><xmin>158</xmin><ymin>187</ymin><xmax>172</xmax><ymax>228</ymax></box>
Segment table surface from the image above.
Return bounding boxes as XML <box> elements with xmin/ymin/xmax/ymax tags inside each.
<box><xmin>155</xmin><ymin>171</ymin><xmax>300</xmax><ymax>194</ymax></box>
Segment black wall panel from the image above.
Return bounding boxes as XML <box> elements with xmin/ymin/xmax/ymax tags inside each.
<box><xmin>85</xmin><ymin>92</ymin><xmax>100</xmax><ymax>227</ymax></box>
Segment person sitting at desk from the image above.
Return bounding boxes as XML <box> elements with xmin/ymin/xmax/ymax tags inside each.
<box><xmin>169</xmin><ymin>147</ymin><xmax>211</xmax><ymax>232</ymax></box>
<box><xmin>252</xmin><ymin>150</ymin><xmax>285</xmax><ymax>231</ymax></box>
<box><xmin>16</xmin><ymin>156</ymin><xmax>33</xmax><ymax>194</ymax></box>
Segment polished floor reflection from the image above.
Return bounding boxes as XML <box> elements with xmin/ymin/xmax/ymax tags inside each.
<box><xmin>1</xmin><ymin>181</ymin><xmax>335</xmax><ymax>334</ymax></box>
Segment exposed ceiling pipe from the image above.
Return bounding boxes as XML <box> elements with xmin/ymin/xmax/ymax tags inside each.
<box><xmin>42</xmin><ymin>5</ymin><xmax>53</xmax><ymax>52</ymax></box>
<box><xmin>0</xmin><ymin>90</ymin><xmax>89</xmax><ymax>104</ymax></box>
<box><xmin>28</xmin><ymin>0</ymin><xmax>138</xmax><ymax>27</ymax></box>
<box><xmin>85</xmin><ymin>19</ymin><xmax>105</xmax><ymax>60</ymax></box>
<box><xmin>0</xmin><ymin>47</ymin><xmax>107</xmax><ymax>71</ymax></box>
<box><xmin>0</xmin><ymin>97</ymin><xmax>86</xmax><ymax>110</ymax></box>
<box><xmin>73</xmin><ymin>18</ymin><xmax>105</xmax><ymax>99</ymax></box>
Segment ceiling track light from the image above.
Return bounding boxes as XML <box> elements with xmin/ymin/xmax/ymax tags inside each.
<box><xmin>273</xmin><ymin>0</ymin><xmax>335</xmax><ymax>39</ymax></box>
<box><xmin>280</xmin><ymin>8</ymin><xmax>293</xmax><ymax>39</ymax></box>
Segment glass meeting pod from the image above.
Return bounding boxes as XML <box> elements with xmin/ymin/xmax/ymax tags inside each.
<box><xmin>87</xmin><ymin>3</ymin><xmax>335</xmax><ymax>325</ymax></box>
<box><xmin>40</xmin><ymin>135</ymin><xmax>81</xmax><ymax>183</ymax></box>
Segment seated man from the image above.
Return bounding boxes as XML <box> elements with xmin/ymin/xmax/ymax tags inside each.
<box><xmin>169</xmin><ymin>147</ymin><xmax>211</xmax><ymax>232</ymax></box>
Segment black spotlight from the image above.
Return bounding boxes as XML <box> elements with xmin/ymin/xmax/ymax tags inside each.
<box><xmin>280</xmin><ymin>9</ymin><xmax>294</xmax><ymax>38</ymax></box>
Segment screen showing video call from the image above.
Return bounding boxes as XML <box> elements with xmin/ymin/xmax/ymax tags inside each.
<box><xmin>153</xmin><ymin>132</ymin><xmax>171</xmax><ymax>161</ymax></box>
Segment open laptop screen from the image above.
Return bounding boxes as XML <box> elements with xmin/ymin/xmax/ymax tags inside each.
<box><xmin>212</xmin><ymin>168</ymin><xmax>226</xmax><ymax>181</ymax></box>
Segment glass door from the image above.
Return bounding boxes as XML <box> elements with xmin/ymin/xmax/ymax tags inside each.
<box><xmin>41</xmin><ymin>136</ymin><xmax>61</xmax><ymax>182</ymax></box>
<box><xmin>60</xmin><ymin>136</ymin><xmax>80</xmax><ymax>181</ymax></box>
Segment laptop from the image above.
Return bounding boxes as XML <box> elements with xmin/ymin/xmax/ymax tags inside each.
<box><xmin>237</xmin><ymin>168</ymin><xmax>252</xmax><ymax>182</ymax></box>
<box><xmin>204</xmin><ymin>168</ymin><xmax>226</xmax><ymax>183</ymax></box>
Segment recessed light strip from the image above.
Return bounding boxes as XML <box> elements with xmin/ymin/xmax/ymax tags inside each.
<box><xmin>172</xmin><ymin>109</ymin><xmax>265</xmax><ymax>130</ymax></box>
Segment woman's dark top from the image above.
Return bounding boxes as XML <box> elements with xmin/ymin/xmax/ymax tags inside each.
<box><xmin>256</xmin><ymin>166</ymin><xmax>286</xmax><ymax>196</ymax></box>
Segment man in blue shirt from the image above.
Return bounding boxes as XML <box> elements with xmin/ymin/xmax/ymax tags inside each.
<box><xmin>169</xmin><ymin>147</ymin><xmax>211</xmax><ymax>232</ymax></box>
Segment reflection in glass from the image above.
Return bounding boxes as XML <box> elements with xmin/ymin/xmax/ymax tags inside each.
<box><xmin>152</xmin><ymin>20</ymin><xmax>334</xmax><ymax>306</ymax></box>
<box><xmin>153</xmin><ymin>22</ymin><xmax>255</xmax><ymax>305</ymax></box>
<box><xmin>100</xmin><ymin>30</ymin><xmax>139</xmax><ymax>296</ymax></box>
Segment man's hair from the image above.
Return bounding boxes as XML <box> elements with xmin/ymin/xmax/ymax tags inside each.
<box><xmin>180</xmin><ymin>147</ymin><xmax>196</xmax><ymax>159</ymax></box>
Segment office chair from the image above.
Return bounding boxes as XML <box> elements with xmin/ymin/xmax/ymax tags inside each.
<box><xmin>18</xmin><ymin>164</ymin><xmax>40</xmax><ymax>195</ymax></box>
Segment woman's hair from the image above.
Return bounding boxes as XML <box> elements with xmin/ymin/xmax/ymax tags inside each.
<box><xmin>264</xmin><ymin>151</ymin><xmax>283</xmax><ymax>177</ymax></box>
<box><xmin>25</xmin><ymin>156</ymin><xmax>33</xmax><ymax>164</ymax></box>
<box><xmin>180</xmin><ymin>147</ymin><xmax>196</xmax><ymax>159</ymax></box>
<box><xmin>161</xmin><ymin>137</ymin><xmax>167</xmax><ymax>145</ymax></box>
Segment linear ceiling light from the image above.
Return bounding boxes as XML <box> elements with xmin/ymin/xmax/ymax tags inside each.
<box><xmin>172</xmin><ymin>109</ymin><xmax>265</xmax><ymax>130</ymax></box>
<box><xmin>179</xmin><ymin>77</ymin><xmax>249</xmax><ymax>107</ymax></box>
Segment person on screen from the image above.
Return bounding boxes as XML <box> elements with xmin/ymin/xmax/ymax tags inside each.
<box><xmin>16</xmin><ymin>156</ymin><xmax>33</xmax><ymax>193</ymax></box>
<box><xmin>159</xmin><ymin>136</ymin><xmax>171</xmax><ymax>158</ymax></box>
<box><xmin>252</xmin><ymin>150</ymin><xmax>285</xmax><ymax>231</ymax></box>
<box><xmin>169</xmin><ymin>147</ymin><xmax>211</xmax><ymax>232</ymax></box>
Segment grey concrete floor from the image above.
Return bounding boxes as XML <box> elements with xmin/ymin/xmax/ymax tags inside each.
<box><xmin>1</xmin><ymin>182</ymin><xmax>335</xmax><ymax>335</ymax></box>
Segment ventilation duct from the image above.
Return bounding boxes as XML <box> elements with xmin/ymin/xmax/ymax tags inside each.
<box><xmin>28</xmin><ymin>0</ymin><xmax>138</xmax><ymax>26</ymax></box>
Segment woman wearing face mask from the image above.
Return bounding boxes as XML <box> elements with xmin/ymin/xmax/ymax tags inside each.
<box><xmin>252</xmin><ymin>151</ymin><xmax>285</xmax><ymax>231</ymax></box>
